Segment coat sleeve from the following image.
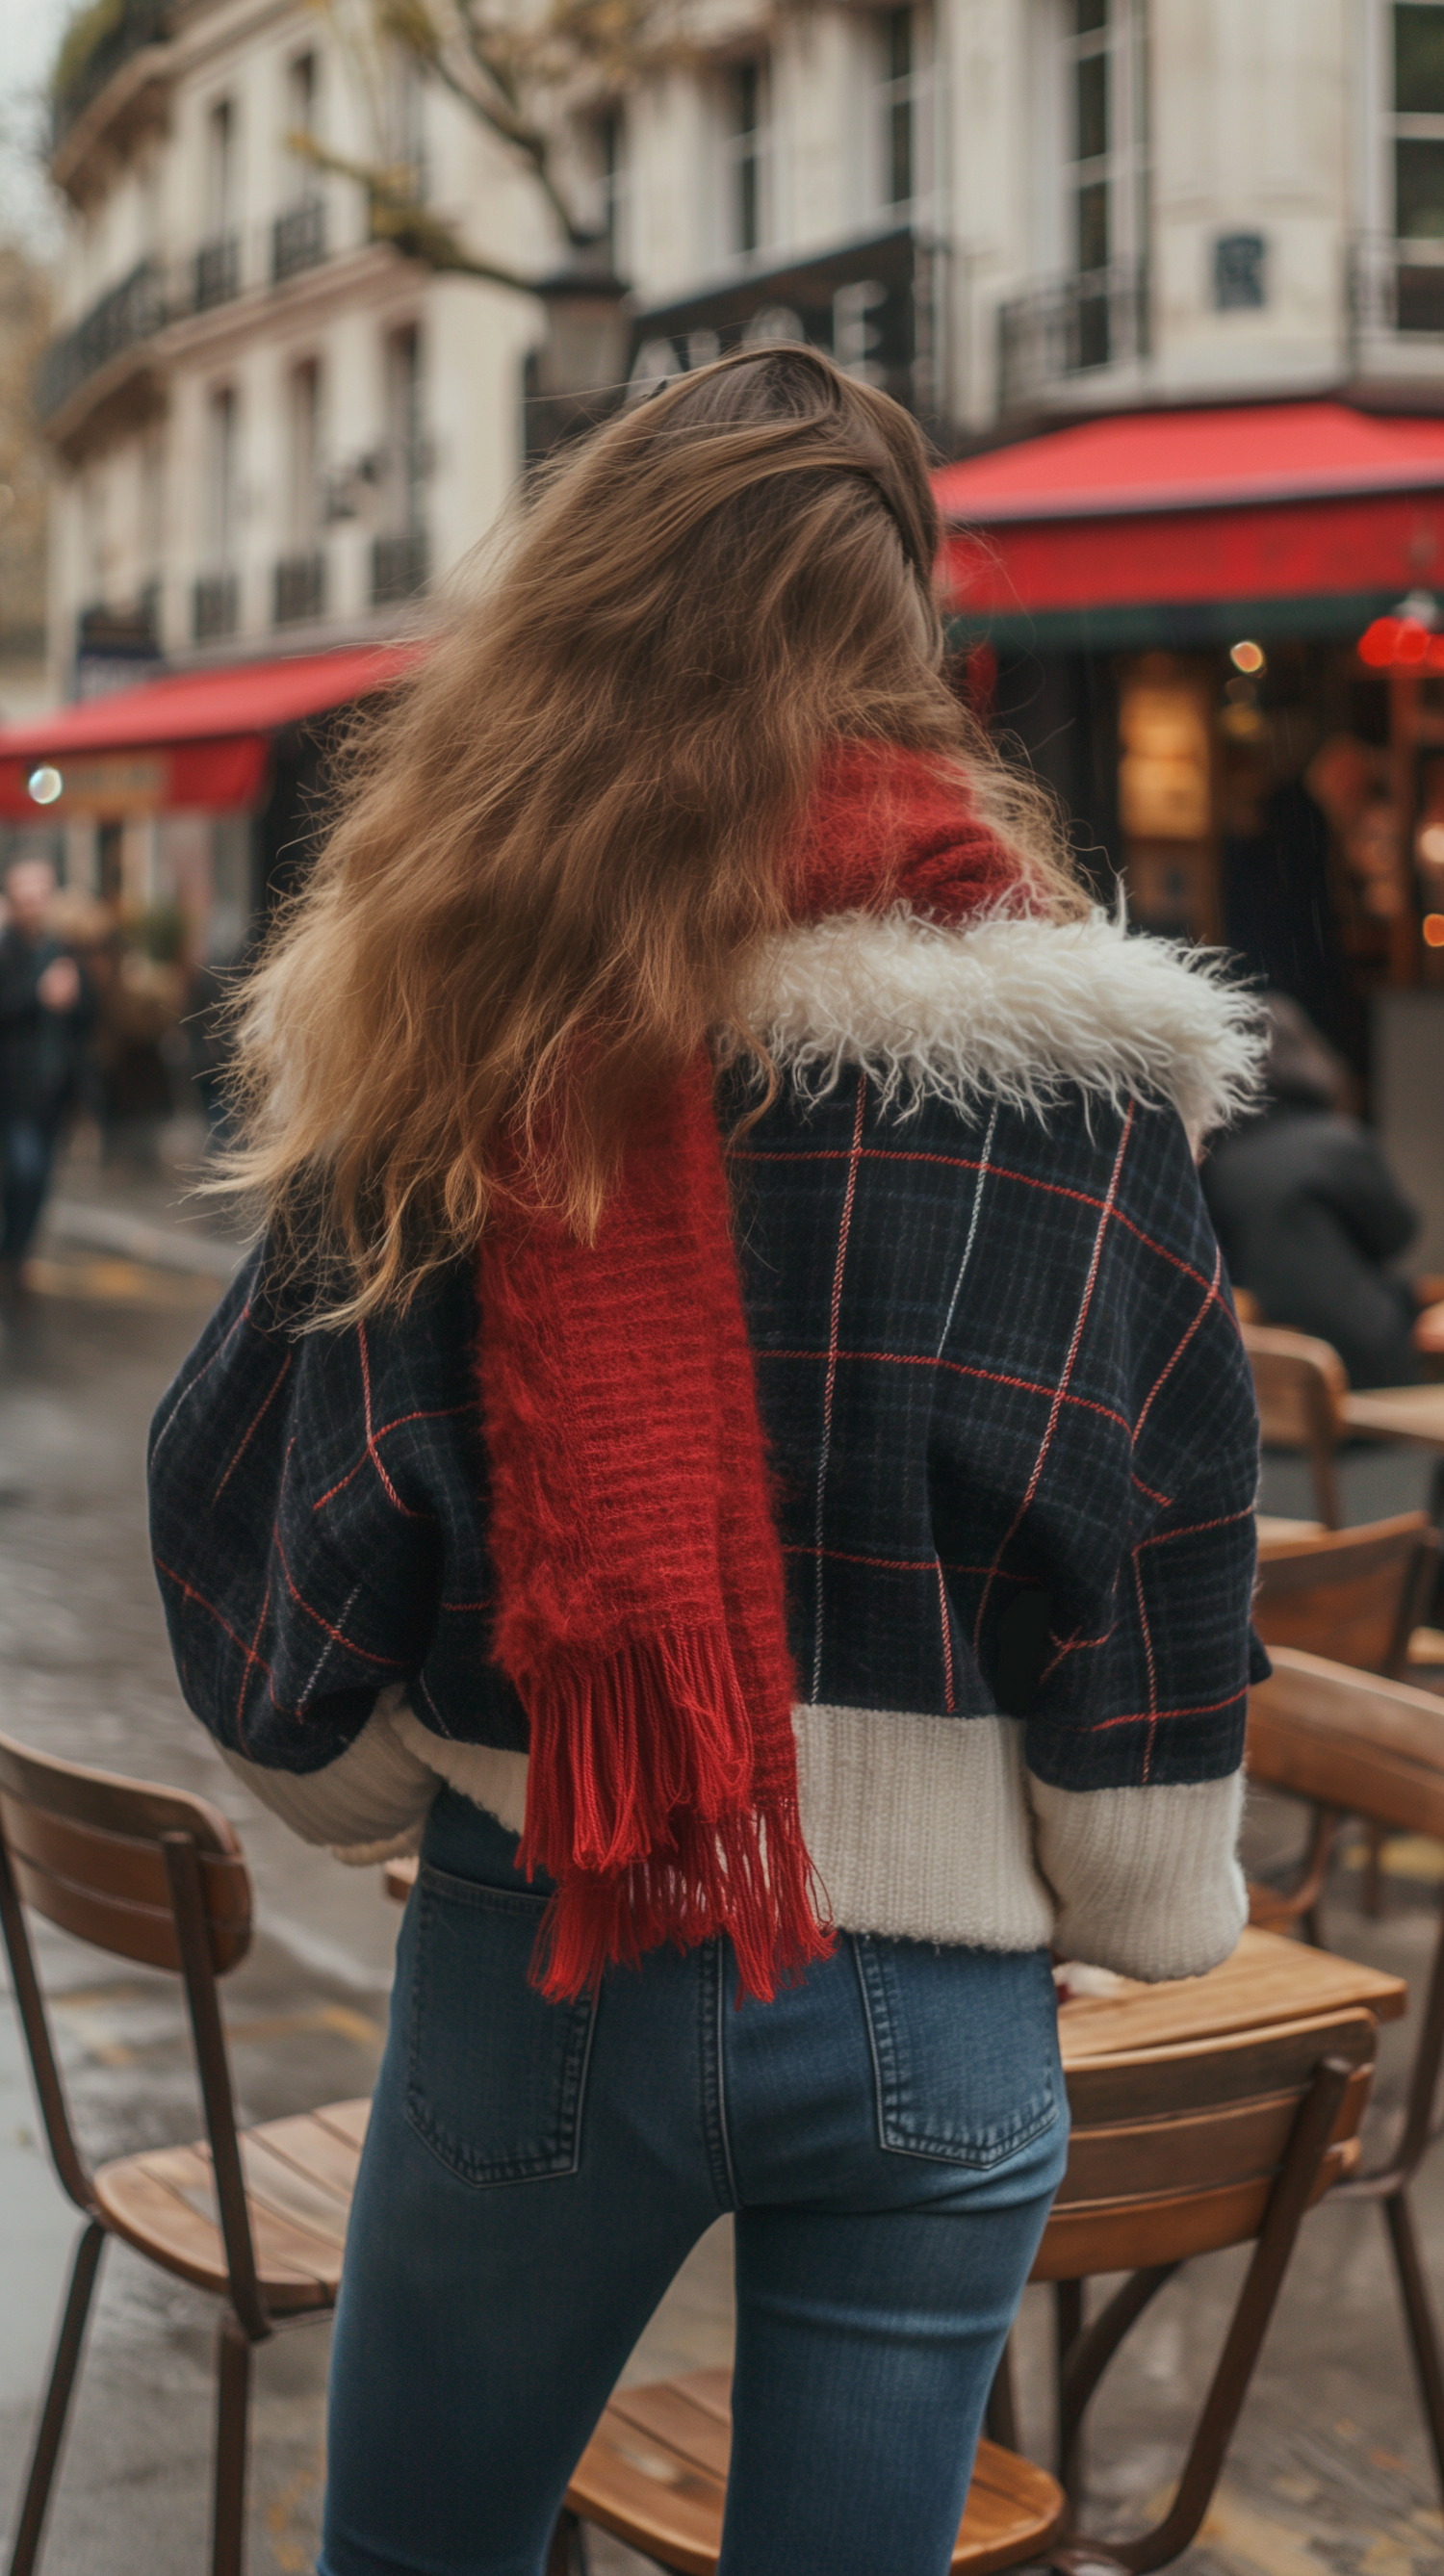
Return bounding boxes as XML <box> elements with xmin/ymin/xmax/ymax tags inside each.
<box><xmin>147</xmin><ymin>1248</ymin><xmax>485</xmax><ymax>1801</ymax></box>
<box><xmin>1019</xmin><ymin>1103</ymin><xmax>1264</xmax><ymax>1979</ymax></box>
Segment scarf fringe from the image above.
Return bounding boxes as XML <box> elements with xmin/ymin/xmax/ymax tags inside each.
<box><xmin>517</xmin><ymin>1628</ymin><xmax>834</xmax><ymax>2001</ymax></box>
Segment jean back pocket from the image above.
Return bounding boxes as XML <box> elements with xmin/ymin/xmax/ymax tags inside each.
<box><xmin>404</xmin><ymin>1861</ymin><xmax>597</xmax><ymax>2185</ymax></box>
<box><xmin>853</xmin><ymin>1936</ymin><xmax>1061</xmax><ymax>2169</ymax></box>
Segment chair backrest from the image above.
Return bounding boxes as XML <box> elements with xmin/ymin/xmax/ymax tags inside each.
<box><xmin>0</xmin><ymin>1728</ymin><xmax>251</xmax><ymax>1975</ymax></box>
<box><xmin>1242</xmin><ymin>1324</ymin><xmax>1349</xmax><ymax>1527</ymax></box>
<box><xmin>0</xmin><ymin>1729</ymin><xmax>268</xmax><ymax>2328</ymax></box>
<box><xmin>1252</xmin><ymin>1511</ymin><xmax>1437</xmax><ymax>1679</ymax></box>
<box><xmin>1248</xmin><ymin>1647</ymin><xmax>1444</xmax><ymax>1842</ymax></box>
<box><xmin>1034</xmin><ymin>2006</ymin><xmax>1375</xmax><ymax>2284</ymax></box>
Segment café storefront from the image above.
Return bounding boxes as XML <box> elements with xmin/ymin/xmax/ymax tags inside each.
<box><xmin>937</xmin><ymin>400</ymin><xmax>1444</xmax><ymax>1259</ymax></box>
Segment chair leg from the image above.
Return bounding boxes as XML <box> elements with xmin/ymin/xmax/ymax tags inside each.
<box><xmin>6</xmin><ymin>2220</ymin><xmax>105</xmax><ymax>2576</ymax></box>
<box><xmin>544</xmin><ymin>2509</ymin><xmax>587</xmax><ymax>2575</ymax></box>
<box><xmin>1362</xmin><ymin>1823</ymin><xmax>1387</xmax><ymax>1922</ymax></box>
<box><xmin>212</xmin><ymin>2308</ymin><xmax>253</xmax><ymax>2576</ymax></box>
<box><xmin>1384</xmin><ymin>2189</ymin><xmax>1444</xmax><ymax>2503</ymax></box>
<box><xmin>1054</xmin><ymin>2280</ymin><xmax>1084</xmax><ymax>2484</ymax></box>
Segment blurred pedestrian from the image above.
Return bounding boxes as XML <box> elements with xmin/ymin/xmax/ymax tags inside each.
<box><xmin>0</xmin><ymin>858</ymin><xmax>90</xmax><ymax>1301</ymax></box>
<box><xmin>149</xmin><ymin>348</ymin><xmax>1263</xmax><ymax>2576</ymax></box>
<box><xmin>1202</xmin><ymin>992</ymin><xmax>1425</xmax><ymax>1388</ymax></box>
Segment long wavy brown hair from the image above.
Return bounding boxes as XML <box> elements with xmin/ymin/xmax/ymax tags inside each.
<box><xmin>223</xmin><ymin>343</ymin><xmax>1082</xmax><ymax>1318</ymax></box>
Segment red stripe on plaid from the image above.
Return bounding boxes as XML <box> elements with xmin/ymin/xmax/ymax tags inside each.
<box><xmin>812</xmin><ymin>1075</ymin><xmax>867</xmax><ymax>1698</ymax></box>
<box><xmin>973</xmin><ymin>1108</ymin><xmax>1135</xmax><ymax>1653</ymax></box>
<box><xmin>1088</xmin><ymin>1687</ymin><xmax>1247</xmax><ymax>1733</ymax></box>
<box><xmin>1132</xmin><ymin>1472</ymin><xmax>1174</xmax><ymax>1509</ymax></box>
<box><xmin>312</xmin><ymin>1403</ymin><xmax>473</xmax><ymax>1516</ymax></box>
<box><xmin>936</xmin><ymin>1559</ymin><xmax>956</xmax><ymax>1712</ymax></box>
<box><xmin>357</xmin><ymin>1323</ymin><xmax>424</xmax><ymax>1520</ymax></box>
<box><xmin>1039</xmin><ymin>1620</ymin><xmax>1119</xmax><ymax>1684</ymax></box>
<box><xmin>271</xmin><ymin>1526</ymin><xmax>399</xmax><ymax>1665</ymax></box>
<box><xmin>1137</xmin><ymin>1506</ymin><xmax>1254</xmax><ymax>1551</ymax></box>
<box><xmin>1131</xmin><ymin>1548</ymin><xmax>1160</xmax><ymax>1780</ymax></box>
<box><xmin>213</xmin><ymin>1352</ymin><xmax>293</xmax><ymax>1504</ymax></box>
<box><xmin>739</xmin><ymin>1140</ymin><xmax>1221</xmax><ymax>1300</ymax></box>
<box><xmin>766</xmin><ymin>1348</ymin><xmax>1133</xmax><ymax>1437</ymax></box>
<box><xmin>1132</xmin><ymin>1246</ymin><xmax>1223</xmax><ymax>1442</ymax></box>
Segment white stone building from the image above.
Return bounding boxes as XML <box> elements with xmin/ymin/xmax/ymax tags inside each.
<box><xmin>17</xmin><ymin>0</ymin><xmax>1444</xmax><ymax>962</ymax></box>
<box><xmin>37</xmin><ymin>0</ymin><xmax>1444</xmax><ymax>702</ymax></box>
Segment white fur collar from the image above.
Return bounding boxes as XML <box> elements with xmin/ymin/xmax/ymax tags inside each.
<box><xmin>726</xmin><ymin>905</ymin><xmax>1264</xmax><ymax>1149</ymax></box>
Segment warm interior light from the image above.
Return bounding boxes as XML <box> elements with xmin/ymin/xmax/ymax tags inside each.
<box><xmin>1229</xmin><ymin>640</ymin><xmax>1265</xmax><ymax>675</ymax></box>
<box><xmin>1425</xmin><ymin>914</ymin><xmax>1444</xmax><ymax>947</ymax></box>
<box><xmin>27</xmin><ymin>765</ymin><xmax>63</xmax><ymax>806</ymax></box>
<box><xmin>1358</xmin><ymin>614</ymin><xmax>1444</xmax><ymax>671</ymax></box>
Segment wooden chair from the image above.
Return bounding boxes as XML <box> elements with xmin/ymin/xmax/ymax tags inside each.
<box><xmin>1252</xmin><ymin>1510</ymin><xmax>1437</xmax><ymax>1679</ymax></box>
<box><xmin>1251</xmin><ymin>1512</ymin><xmax>1440</xmax><ymax>1922</ymax></box>
<box><xmin>560</xmin><ymin>2009</ymin><xmax>1375</xmax><ymax>2575</ymax></box>
<box><xmin>1242</xmin><ymin>1324</ymin><xmax>1350</xmax><ymax>1528</ymax></box>
<box><xmin>1248</xmin><ymin>1649</ymin><xmax>1444</xmax><ymax>2501</ymax></box>
<box><xmin>0</xmin><ymin>1730</ymin><xmax>370</xmax><ymax>2576</ymax></box>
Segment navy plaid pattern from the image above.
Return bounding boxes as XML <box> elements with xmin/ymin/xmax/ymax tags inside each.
<box><xmin>148</xmin><ymin>1068</ymin><xmax>1263</xmax><ymax>1795</ymax></box>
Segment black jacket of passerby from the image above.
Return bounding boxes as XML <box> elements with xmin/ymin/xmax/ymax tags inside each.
<box><xmin>1202</xmin><ymin>1101</ymin><xmax>1420</xmax><ymax>1389</ymax></box>
<box><xmin>0</xmin><ymin>926</ymin><xmax>90</xmax><ymax>1127</ymax></box>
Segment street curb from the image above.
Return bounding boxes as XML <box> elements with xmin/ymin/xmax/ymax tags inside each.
<box><xmin>44</xmin><ymin>1198</ymin><xmax>250</xmax><ymax>1283</ymax></box>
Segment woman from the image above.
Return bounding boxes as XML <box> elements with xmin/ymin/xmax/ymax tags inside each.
<box><xmin>148</xmin><ymin>348</ymin><xmax>1264</xmax><ymax>2576</ymax></box>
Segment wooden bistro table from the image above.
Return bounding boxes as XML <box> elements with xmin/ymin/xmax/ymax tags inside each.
<box><xmin>1339</xmin><ymin>1382</ymin><xmax>1444</xmax><ymax>1452</ymax></box>
<box><xmin>1056</xmin><ymin>1921</ymin><xmax>1405</xmax><ymax>2066</ymax></box>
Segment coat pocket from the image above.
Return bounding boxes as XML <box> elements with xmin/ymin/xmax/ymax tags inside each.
<box><xmin>403</xmin><ymin>1862</ymin><xmax>598</xmax><ymax>2185</ymax></box>
<box><xmin>852</xmin><ymin>1935</ymin><xmax>1062</xmax><ymax>2169</ymax></box>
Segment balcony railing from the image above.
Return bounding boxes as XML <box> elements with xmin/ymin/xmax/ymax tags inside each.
<box><xmin>52</xmin><ymin>0</ymin><xmax>170</xmax><ymax>148</ymax></box>
<box><xmin>272</xmin><ymin>200</ymin><xmax>326</xmax><ymax>286</ymax></box>
<box><xmin>372</xmin><ymin>529</ymin><xmax>428</xmax><ymax>605</ymax></box>
<box><xmin>193</xmin><ymin>574</ymin><xmax>238</xmax><ymax>645</ymax></box>
<box><xmin>37</xmin><ymin>258</ymin><xmax>168</xmax><ymax>420</ymax></box>
<box><xmin>194</xmin><ymin>234</ymin><xmax>241</xmax><ymax>312</ymax></box>
<box><xmin>273</xmin><ymin>552</ymin><xmax>325</xmax><ymax>626</ymax></box>
<box><xmin>996</xmin><ymin>261</ymin><xmax>1149</xmax><ymax>414</ymax></box>
<box><xmin>1351</xmin><ymin>233</ymin><xmax>1444</xmax><ymax>340</ymax></box>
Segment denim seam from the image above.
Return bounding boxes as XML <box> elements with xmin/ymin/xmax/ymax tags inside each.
<box><xmin>849</xmin><ymin>1934</ymin><xmax>890</xmax><ymax>2154</ymax></box>
<box><xmin>853</xmin><ymin>1934</ymin><xmax>1062</xmax><ymax>2169</ymax></box>
<box><xmin>403</xmin><ymin>1876</ymin><xmax>598</xmax><ymax>2185</ymax></box>
<box><xmin>699</xmin><ymin>1942</ymin><xmax>738</xmax><ymax>2211</ymax></box>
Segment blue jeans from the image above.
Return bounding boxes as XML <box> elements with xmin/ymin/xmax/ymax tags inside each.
<box><xmin>321</xmin><ymin>1792</ymin><xmax>1068</xmax><ymax>2576</ymax></box>
<box><xmin>1</xmin><ymin>1118</ymin><xmax>57</xmax><ymax>1262</ymax></box>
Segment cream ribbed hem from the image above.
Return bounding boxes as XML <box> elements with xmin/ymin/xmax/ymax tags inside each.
<box><xmin>792</xmin><ymin>1705</ymin><xmax>1055</xmax><ymax>1949</ymax></box>
<box><xmin>219</xmin><ymin>1696</ymin><xmax>1245</xmax><ymax>1978</ymax></box>
<box><xmin>1029</xmin><ymin>1771</ymin><xmax>1247</xmax><ymax>1982</ymax></box>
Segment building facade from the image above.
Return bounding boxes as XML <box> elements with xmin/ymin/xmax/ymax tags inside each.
<box><xmin>39</xmin><ymin>0</ymin><xmax>554</xmax><ymax>707</ymax></box>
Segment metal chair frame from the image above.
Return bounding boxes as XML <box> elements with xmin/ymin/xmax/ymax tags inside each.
<box><xmin>0</xmin><ymin>1742</ymin><xmax>329</xmax><ymax>2576</ymax></box>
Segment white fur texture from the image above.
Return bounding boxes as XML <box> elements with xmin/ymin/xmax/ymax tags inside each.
<box><xmin>728</xmin><ymin>905</ymin><xmax>1264</xmax><ymax>1149</ymax></box>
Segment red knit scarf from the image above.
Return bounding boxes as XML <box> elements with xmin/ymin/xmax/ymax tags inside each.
<box><xmin>476</xmin><ymin>739</ymin><xmax>1023</xmax><ymax>2000</ymax></box>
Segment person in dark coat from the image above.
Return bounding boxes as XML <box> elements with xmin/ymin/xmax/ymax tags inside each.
<box><xmin>0</xmin><ymin>859</ymin><xmax>90</xmax><ymax>1296</ymax></box>
<box><xmin>1201</xmin><ymin>992</ymin><xmax>1421</xmax><ymax>1388</ymax></box>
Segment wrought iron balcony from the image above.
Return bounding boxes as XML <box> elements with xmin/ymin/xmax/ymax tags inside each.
<box><xmin>37</xmin><ymin>258</ymin><xmax>168</xmax><ymax>421</ymax></box>
<box><xmin>272</xmin><ymin>200</ymin><xmax>327</xmax><ymax>286</ymax></box>
<box><xmin>996</xmin><ymin>261</ymin><xmax>1149</xmax><ymax>414</ymax></box>
<box><xmin>52</xmin><ymin>0</ymin><xmax>170</xmax><ymax>148</ymax></box>
<box><xmin>193</xmin><ymin>574</ymin><xmax>238</xmax><ymax>645</ymax></box>
<box><xmin>194</xmin><ymin>234</ymin><xmax>241</xmax><ymax>312</ymax></box>
<box><xmin>1350</xmin><ymin>233</ymin><xmax>1444</xmax><ymax>340</ymax></box>
<box><xmin>371</xmin><ymin>529</ymin><xmax>428</xmax><ymax>605</ymax></box>
<box><xmin>273</xmin><ymin>552</ymin><xmax>326</xmax><ymax>626</ymax></box>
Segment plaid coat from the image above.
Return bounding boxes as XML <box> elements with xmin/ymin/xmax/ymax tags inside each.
<box><xmin>149</xmin><ymin>907</ymin><xmax>1266</xmax><ymax>1977</ymax></box>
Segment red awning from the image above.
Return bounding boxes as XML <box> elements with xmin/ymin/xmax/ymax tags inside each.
<box><xmin>934</xmin><ymin>401</ymin><xmax>1444</xmax><ymax>651</ymax></box>
<box><xmin>0</xmin><ymin>643</ymin><xmax>421</xmax><ymax>823</ymax></box>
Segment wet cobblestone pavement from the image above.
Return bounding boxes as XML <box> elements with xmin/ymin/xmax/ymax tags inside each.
<box><xmin>1</xmin><ymin>1177</ymin><xmax>1442</xmax><ymax>2574</ymax></box>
